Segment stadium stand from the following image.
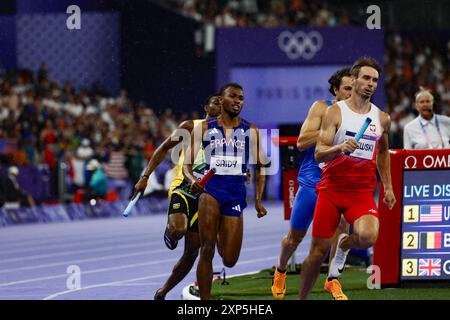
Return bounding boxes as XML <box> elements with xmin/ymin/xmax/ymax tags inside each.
<box><xmin>0</xmin><ymin>0</ymin><xmax>449</xmax><ymax>213</ymax></box>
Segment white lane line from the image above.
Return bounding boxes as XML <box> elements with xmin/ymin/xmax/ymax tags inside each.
<box><xmin>0</xmin><ymin>230</ymin><xmax>155</xmax><ymax>251</ymax></box>
<box><xmin>0</xmin><ymin>229</ymin><xmax>124</xmax><ymax>247</ymax></box>
<box><xmin>0</xmin><ymin>250</ymin><xmax>155</xmax><ymax>274</ymax></box>
<box><xmin>0</xmin><ymin>242</ymin><xmax>153</xmax><ymax>265</ymax></box>
<box><xmin>42</xmin><ymin>255</ymin><xmax>279</xmax><ymax>300</ymax></box>
<box><xmin>241</xmin><ymin>243</ymin><xmax>280</xmax><ymax>252</ymax></box>
<box><xmin>0</xmin><ymin>234</ymin><xmax>155</xmax><ymax>257</ymax></box>
<box><xmin>0</xmin><ymin>221</ymin><xmax>156</xmax><ymax>241</ymax></box>
<box><xmin>0</xmin><ymin>258</ymin><xmax>179</xmax><ymax>288</ymax></box>
<box><xmin>0</xmin><ymin>218</ymin><xmax>286</xmax><ymax>251</ymax></box>
<box><xmin>0</xmin><ymin>223</ymin><xmax>285</xmax><ymax>255</ymax></box>
<box><xmin>0</xmin><ymin>231</ymin><xmax>284</xmax><ymax>265</ymax></box>
<box><xmin>0</xmin><ymin>240</ymin><xmax>282</xmax><ymax>288</ymax></box>
<box><xmin>1</xmin><ymin>286</ymin><xmax>53</xmax><ymax>290</ymax></box>
<box><xmin>1</xmin><ymin>294</ymin><xmax>55</xmax><ymax>298</ymax></box>
<box><xmin>0</xmin><ymin>224</ymin><xmax>279</xmax><ymax>258</ymax></box>
<box><xmin>108</xmin><ymin>283</ymin><xmax>160</xmax><ymax>287</ymax></box>
<box><xmin>180</xmin><ymin>270</ymin><xmax>261</xmax><ymax>296</ymax></box>
<box><xmin>0</xmin><ymin>243</ymin><xmax>282</xmax><ymax>274</ymax></box>
<box><xmin>43</xmin><ymin>272</ymin><xmax>176</xmax><ymax>300</ymax></box>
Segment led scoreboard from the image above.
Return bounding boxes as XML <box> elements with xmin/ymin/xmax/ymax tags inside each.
<box><xmin>401</xmin><ymin>170</ymin><xmax>450</xmax><ymax>280</ymax></box>
<box><xmin>374</xmin><ymin>149</ymin><xmax>450</xmax><ymax>287</ymax></box>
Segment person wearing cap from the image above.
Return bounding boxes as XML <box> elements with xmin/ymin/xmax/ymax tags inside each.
<box><xmin>403</xmin><ymin>88</ymin><xmax>450</xmax><ymax>149</ymax></box>
<box><xmin>84</xmin><ymin>159</ymin><xmax>108</xmax><ymax>202</ymax></box>
<box><xmin>76</xmin><ymin>138</ymin><xmax>94</xmax><ymax>160</ymax></box>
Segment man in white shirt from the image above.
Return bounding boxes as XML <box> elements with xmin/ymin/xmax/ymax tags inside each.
<box><xmin>403</xmin><ymin>88</ymin><xmax>450</xmax><ymax>149</ymax></box>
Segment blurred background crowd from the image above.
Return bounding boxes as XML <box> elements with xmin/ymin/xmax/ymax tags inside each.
<box><xmin>0</xmin><ymin>0</ymin><xmax>449</xmax><ymax>206</ymax></box>
<box><xmin>0</xmin><ymin>65</ymin><xmax>185</xmax><ymax>204</ymax></box>
<box><xmin>165</xmin><ymin>0</ymin><xmax>353</xmax><ymax>28</ymax></box>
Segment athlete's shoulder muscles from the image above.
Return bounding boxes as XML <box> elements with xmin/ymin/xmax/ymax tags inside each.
<box><xmin>318</xmin><ymin>104</ymin><xmax>341</xmax><ymax>146</ymax></box>
<box><xmin>299</xmin><ymin>100</ymin><xmax>329</xmax><ymax>134</ymax></box>
<box><xmin>179</xmin><ymin>120</ymin><xmax>195</xmax><ymax>131</ymax></box>
<box><xmin>201</xmin><ymin>119</ymin><xmax>208</xmax><ymax>131</ymax></box>
<box><xmin>157</xmin><ymin>120</ymin><xmax>193</xmax><ymax>151</ymax></box>
<box><xmin>184</xmin><ymin>120</ymin><xmax>206</xmax><ymax>167</ymax></box>
<box><xmin>191</xmin><ymin>120</ymin><xmax>207</xmax><ymax>143</ymax></box>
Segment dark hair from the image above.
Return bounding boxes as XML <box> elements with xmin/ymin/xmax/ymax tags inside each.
<box><xmin>350</xmin><ymin>56</ymin><xmax>382</xmax><ymax>78</ymax></box>
<box><xmin>219</xmin><ymin>83</ymin><xmax>243</xmax><ymax>95</ymax></box>
<box><xmin>328</xmin><ymin>67</ymin><xmax>352</xmax><ymax>96</ymax></box>
<box><xmin>204</xmin><ymin>93</ymin><xmax>220</xmax><ymax>106</ymax></box>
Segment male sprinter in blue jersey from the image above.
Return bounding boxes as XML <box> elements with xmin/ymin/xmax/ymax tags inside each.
<box><xmin>132</xmin><ymin>94</ymin><xmax>221</xmax><ymax>300</ymax></box>
<box><xmin>272</xmin><ymin>67</ymin><xmax>353</xmax><ymax>300</ymax></box>
<box><xmin>184</xmin><ymin>83</ymin><xmax>268</xmax><ymax>300</ymax></box>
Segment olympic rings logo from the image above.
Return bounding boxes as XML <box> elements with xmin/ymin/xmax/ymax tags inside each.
<box><xmin>277</xmin><ymin>31</ymin><xmax>323</xmax><ymax>60</ymax></box>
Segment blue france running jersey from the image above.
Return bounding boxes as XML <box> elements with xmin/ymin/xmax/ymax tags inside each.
<box><xmin>202</xmin><ymin>117</ymin><xmax>250</xmax><ymax>184</ymax></box>
<box><xmin>297</xmin><ymin>99</ymin><xmax>333</xmax><ymax>188</ymax></box>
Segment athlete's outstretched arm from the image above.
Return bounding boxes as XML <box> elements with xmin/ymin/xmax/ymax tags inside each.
<box><xmin>131</xmin><ymin>120</ymin><xmax>194</xmax><ymax>199</ymax></box>
<box><xmin>315</xmin><ymin>105</ymin><xmax>358</xmax><ymax>163</ymax></box>
<box><xmin>250</xmin><ymin>125</ymin><xmax>267</xmax><ymax>218</ymax></box>
<box><xmin>183</xmin><ymin>120</ymin><xmax>206</xmax><ymax>194</ymax></box>
<box><xmin>297</xmin><ymin>101</ymin><xmax>328</xmax><ymax>151</ymax></box>
<box><xmin>376</xmin><ymin>111</ymin><xmax>396</xmax><ymax>210</ymax></box>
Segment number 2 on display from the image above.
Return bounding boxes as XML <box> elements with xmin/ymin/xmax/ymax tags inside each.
<box><xmin>403</xmin><ymin>232</ymin><xmax>418</xmax><ymax>249</ymax></box>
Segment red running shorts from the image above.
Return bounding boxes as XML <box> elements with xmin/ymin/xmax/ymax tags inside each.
<box><xmin>312</xmin><ymin>189</ymin><xmax>379</xmax><ymax>238</ymax></box>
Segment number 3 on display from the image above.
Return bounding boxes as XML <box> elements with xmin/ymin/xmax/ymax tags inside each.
<box><xmin>402</xmin><ymin>232</ymin><xmax>418</xmax><ymax>249</ymax></box>
<box><xmin>402</xmin><ymin>259</ymin><xmax>418</xmax><ymax>277</ymax></box>
<box><xmin>403</xmin><ymin>205</ymin><xmax>419</xmax><ymax>223</ymax></box>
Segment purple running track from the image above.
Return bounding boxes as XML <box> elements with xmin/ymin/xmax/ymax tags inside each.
<box><xmin>0</xmin><ymin>202</ymin><xmax>312</xmax><ymax>300</ymax></box>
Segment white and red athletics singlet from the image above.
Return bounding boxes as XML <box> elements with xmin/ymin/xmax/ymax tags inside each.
<box><xmin>317</xmin><ymin>100</ymin><xmax>382</xmax><ymax>193</ymax></box>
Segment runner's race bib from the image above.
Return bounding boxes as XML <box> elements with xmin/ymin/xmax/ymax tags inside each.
<box><xmin>345</xmin><ymin>131</ymin><xmax>377</xmax><ymax>160</ymax></box>
<box><xmin>210</xmin><ymin>155</ymin><xmax>243</xmax><ymax>175</ymax></box>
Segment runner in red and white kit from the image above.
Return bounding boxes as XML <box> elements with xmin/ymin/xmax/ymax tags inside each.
<box><xmin>298</xmin><ymin>57</ymin><xmax>396</xmax><ymax>300</ymax></box>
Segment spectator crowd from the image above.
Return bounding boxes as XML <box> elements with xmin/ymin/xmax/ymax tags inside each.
<box><xmin>0</xmin><ymin>64</ymin><xmax>188</xmax><ymax>204</ymax></box>
<box><xmin>1</xmin><ymin>1</ymin><xmax>449</xmax><ymax>205</ymax></box>
<box><xmin>164</xmin><ymin>0</ymin><xmax>352</xmax><ymax>28</ymax></box>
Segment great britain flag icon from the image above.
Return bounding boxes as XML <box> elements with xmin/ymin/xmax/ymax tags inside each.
<box><xmin>418</xmin><ymin>259</ymin><xmax>441</xmax><ymax>277</ymax></box>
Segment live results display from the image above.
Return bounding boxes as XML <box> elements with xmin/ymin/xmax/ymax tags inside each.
<box><xmin>401</xmin><ymin>170</ymin><xmax>450</xmax><ymax>280</ymax></box>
